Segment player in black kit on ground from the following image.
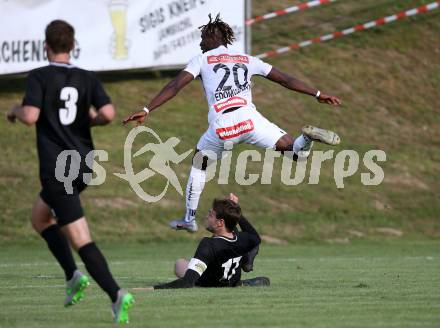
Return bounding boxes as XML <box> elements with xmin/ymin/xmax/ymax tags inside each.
<box><xmin>153</xmin><ymin>193</ymin><xmax>269</xmax><ymax>289</ymax></box>
<box><xmin>6</xmin><ymin>20</ymin><xmax>133</xmax><ymax>323</ymax></box>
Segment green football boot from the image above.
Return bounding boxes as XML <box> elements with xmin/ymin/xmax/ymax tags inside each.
<box><xmin>111</xmin><ymin>290</ymin><xmax>135</xmax><ymax>323</ymax></box>
<box><xmin>64</xmin><ymin>270</ymin><xmax>90</xmax><ymax>307</ymax></box>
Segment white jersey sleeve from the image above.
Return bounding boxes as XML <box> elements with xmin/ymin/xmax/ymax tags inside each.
<box><xmin>249</xmin><ymin>56</ymin><xmax>273</xmax><ymax>77</ymax></box>
<box><xmin>184</xmin><ymin>54</ymin><xmax>203</xmax><ymax>79</ymax></box>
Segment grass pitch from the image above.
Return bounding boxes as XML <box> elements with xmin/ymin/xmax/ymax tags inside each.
<box><xmin>1</xmin><ymin>1</ymin><xmax>439</xmax><ymax>325</ymax></box>
<box><xmin>1</xmin><ymin>240</ymin><xmax>439</xmax><ymax>327</ymax></box>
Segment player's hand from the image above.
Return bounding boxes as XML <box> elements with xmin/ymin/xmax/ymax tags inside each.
<box><xmin>6</xmin><ymin>105</ymin><xmax>18</xmax><ymax>123</ymax></box>
<box><xmin>317</xmin><ymin>93</ymin><xmax>341</xmax><ymax>106</ymax></box>
<box><xmin>229</xmin><ymin>193</ymin><xmax>239</xmax><ymax>204</ymax></box>
<box><xmin>89</xmin><ymin>107</ymin><xmax>98</xmax><ymax>120</ymax></box>
<box><xmin>123</xmin><ymin>110</ymin><xmax>148</xmax><ymax>126</ymax></box>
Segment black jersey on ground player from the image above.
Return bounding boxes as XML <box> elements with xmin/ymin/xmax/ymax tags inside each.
<box><xmin>154</xmin><ymin>216</ymin><xmax>260</xmax><ymax>288</ymax></box>
<box><xmin>22</xmin><ymin>62</ymin><xmax>110</xmax><ymax>180</ymax></box>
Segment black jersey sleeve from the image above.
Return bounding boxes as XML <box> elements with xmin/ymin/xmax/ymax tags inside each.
<box><xmin>90</xmin><ymin>72</ymin><xmax>111</xmax><ymax>109</ymax></box>
<box><xmin>153</xmin><ymin>269</ymin><xmax>200</xmax><ymax>289</ymax></box>
<box><xmin>153</xmin><ymin>238</ymin><xmax>213</xmax><ymax>289</ymax></box>
<box><xmin>239</xmin><ymin>216</ymin><xmax>259</xmax><ymax>236</ymax></box>
<box><xmin>22</xmin><ymin>70</ymin><xmax>44</xmax><ymax>109</ymax></box>
<box><xmin>238</xmin><ymin>216</ymin><xmax>261</xmax><ymax>247</ymax></box>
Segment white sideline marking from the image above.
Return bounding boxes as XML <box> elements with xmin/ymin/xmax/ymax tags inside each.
<box><xmin>0</xmin><ymin>256</ymin><xmax>436</xmax><ymax>268</ymax></box>
<box><xmin>0</xmin><ymin>260</ymin><xmax>175</xmax><ymax>268</ymax></box>
<box><xmin>0</xmin><ymin>261</ymin><xmax>55</xmax><ymax>268</ymax></box>
<box><xmin>256</xmin><ymin>256</ymin><xmax>438</xmax><ymax>263</ymax></box>
<box><xmin>0</xmin><ymin>284</ymin><xmax>65</xmax><ymax>289</ymax></box>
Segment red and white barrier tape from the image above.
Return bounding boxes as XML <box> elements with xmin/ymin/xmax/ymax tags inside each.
<box><xmin>257</xmin><ymin>1</ymin><xmax>440</xmax><ymax>59</ymax></box>
<box><xmin>246</xmin><ymin>0</ymin><xmax>336</xmax><ymax>26</ymax></box>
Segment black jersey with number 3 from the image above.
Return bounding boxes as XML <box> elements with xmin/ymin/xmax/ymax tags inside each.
<box><xmin>22</xmin><ymin>62</ymin><xmax>111</xmax><ymax>179</ymax></box>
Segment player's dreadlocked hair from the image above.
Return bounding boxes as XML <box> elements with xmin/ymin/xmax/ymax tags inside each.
<box><xmin>199</xmin><ymin>14</ymin><xmax>235</xmax><ymax>45</ymax></box>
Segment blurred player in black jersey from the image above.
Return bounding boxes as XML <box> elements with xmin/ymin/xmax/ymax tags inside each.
<box><xmin>6</xmin><ymin>20</ymin><xmax>133</xmax><ymax>323</ymax></box>
<box><xmin>151</xmin><ymin>193</ymin><xmax>269</xmax><ymax>289</ymax></box>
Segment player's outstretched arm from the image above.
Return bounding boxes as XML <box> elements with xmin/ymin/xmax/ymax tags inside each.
<box><xmin>266</xmin><ymin>67</ymin><xmax>341</xmax><ymax>106</ymax></box>
<box><xmin>153</xmin><ymin>269</ymin><xmax>200</xmax><ymax>289</ymax></box>
<box><xmin>154</xmin><ymin>238</ymin><xmax>211</xmax><ymax>289</ymax></box>
<box><xmin>132</xmin><ymin>268</ymin><xmax>199</xmax><ymax>290</ymax></box>
<box><xmin>122</xmin><ymin>70</ymin><xmax>194</xmax><ymax>125</ymax></box>
<box><xmin>6</xmin><ymin>104</ymin><xmax>40</xmax><ymax>126</ymax></box>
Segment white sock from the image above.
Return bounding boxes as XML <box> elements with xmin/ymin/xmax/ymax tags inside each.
<box><xmin>184</xmin><ymin>166</ymin><xmax>206</xmax><ymax>222</ymax></box>
<box><xmin>293</xmin><ymin>134</ymin><xmax>313</xmax><ymax>156</ymax></box>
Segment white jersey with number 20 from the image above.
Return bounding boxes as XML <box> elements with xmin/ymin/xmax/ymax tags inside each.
<box><xmin>184</xmin><ymin>45</ymin><xmax>273</xmax><ymax>124</ymax></box>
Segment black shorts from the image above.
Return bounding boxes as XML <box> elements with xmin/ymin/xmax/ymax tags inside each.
<box><xmin>40</xmin><ymin>177</ymin><xmax>88</xmax><ymax>226</ymax></box>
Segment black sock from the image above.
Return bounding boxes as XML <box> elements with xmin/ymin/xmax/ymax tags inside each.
<box><xmin>41</xmin><ymin>224</ymin><xmax>77</xmax><ymax>281</ymax></box>
<box><xmin>78</xmin><ymin>242</ymin><xmax>120</xmax><ymax>302</ymax></box>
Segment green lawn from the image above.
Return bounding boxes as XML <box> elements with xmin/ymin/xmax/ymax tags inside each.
<box><xmin>1</xmin><ymin>0</ymin><xmax>439</xmax><ymax>242</ymax></box>
<box><xmin>1</xmin><ymin>1</ymin><xmax>439</xmax><ymax>326</ymax></box>
<box><xmin>1</xmin><ymin>240</ymin><xmax>439</xmax><ymax>327</ymax></box>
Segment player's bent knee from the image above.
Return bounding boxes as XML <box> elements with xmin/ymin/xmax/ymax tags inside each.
<box><xmin>192</xmin><ymin>150</ymin><xmax>210</xmax><ymax>171</ymax></box>
<box><xmin>31</xmin><ymin>196</ymin><xmax>56</xmax><ymax>233</ymax></box>
<box><xmin>275</xmin><ymin>134</ymin><xmax>294</xmax><ymax>152</ymax></box>
<box><xmin>68</xmin><ymin>233</ymin><xmax>93</xmax><ymax>251</ymax></box>
<box><xmin>61</xmin><ymin>217</ymin><xmax>92</xmax><ymax>251</ymax></box>
<box><xmin>174</xmin><ymin>258</ymin><xmax>189</xmax><ymax>278</ymax></box>
<box><xmin>31</xmin><ymin>218</ymin><xmax>56</xmax><ymax>234</ymax></box>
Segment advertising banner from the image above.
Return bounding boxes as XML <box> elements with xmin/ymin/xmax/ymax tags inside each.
<box><xmin>0</xmin><ymin>0</ymin><xmax>246</xmax><ymax>74</ymax></box>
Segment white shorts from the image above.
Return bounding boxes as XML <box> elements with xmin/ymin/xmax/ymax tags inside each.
<box><xmin>196</xmin><ymin>105</ymin><xmax>287</xmax><ymax>159</ymax></box>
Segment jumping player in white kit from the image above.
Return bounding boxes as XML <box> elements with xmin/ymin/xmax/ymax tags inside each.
<box><xmin>124</xmin><ymin>14</ymin><xmax>342</xmax><ymax>233</ymax></box>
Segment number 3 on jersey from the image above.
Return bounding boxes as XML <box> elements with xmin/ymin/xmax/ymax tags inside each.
<box><xmin>221</xmin><ymin>256</ymin><xmax>242</xmax><ymax>280</ymax></box>
<box><xmin>59</xmin><ymin>87</ymin><xmax>78</xmax><ymax>125</ymax></box>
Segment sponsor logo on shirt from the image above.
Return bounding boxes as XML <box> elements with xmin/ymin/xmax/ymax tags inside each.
<box><xmin>216</xmin><ymin>119</ymin><xmax>254</xmax><ymax>140</ymax></box>
<box><xmin>208</xmin><ymin>54</ymin><xmax>249</xmax><ymax>64</ymax></box>
<box><xmin>213</xmin><ymin>96</ymin><xmax>248</xmax><ymax>113</ymax></box>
